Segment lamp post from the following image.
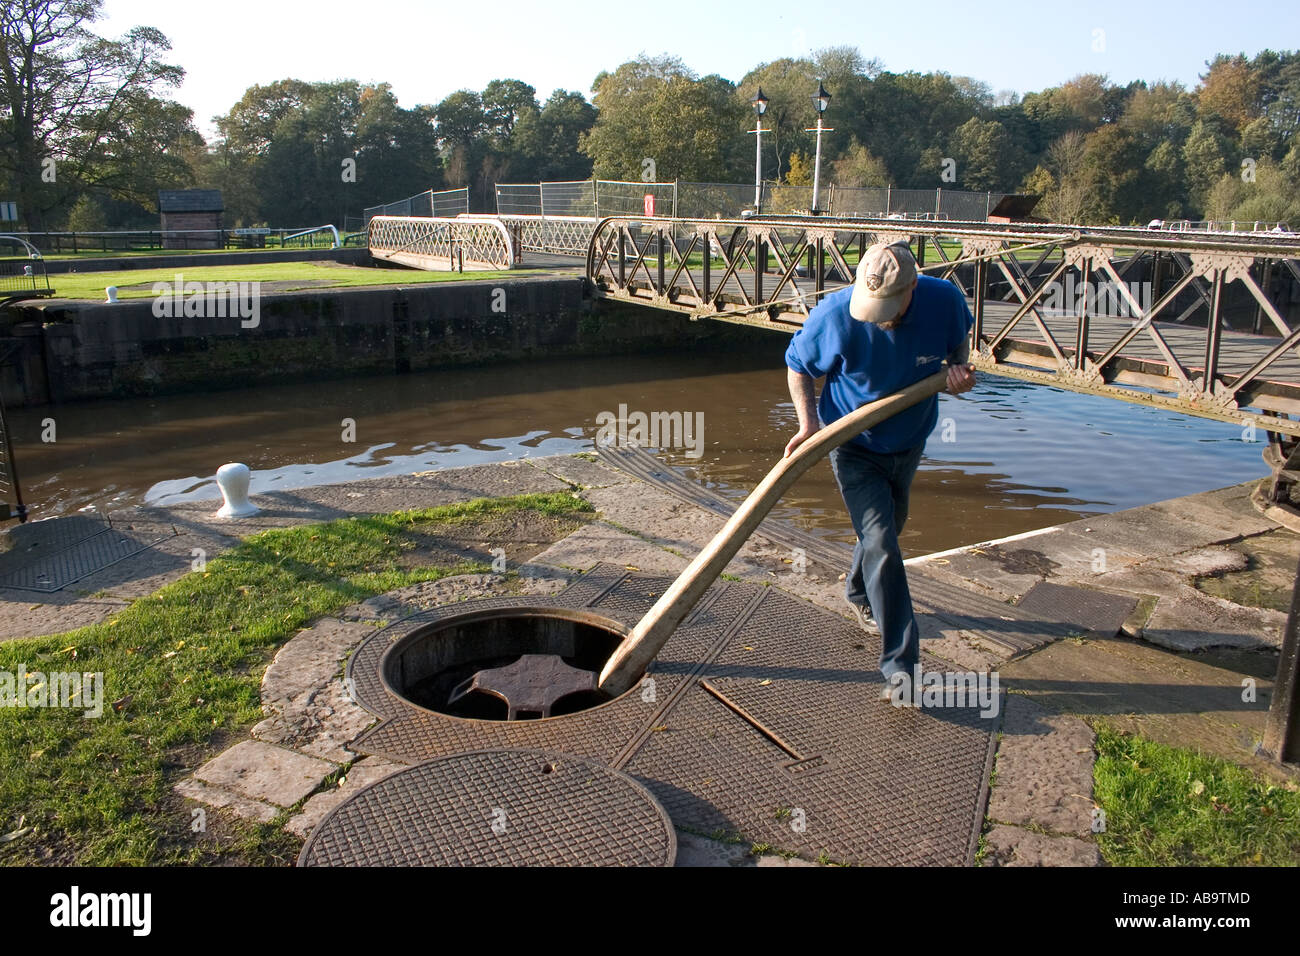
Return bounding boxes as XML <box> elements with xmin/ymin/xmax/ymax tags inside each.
<box><xmin>749</xmin><ymin>88</ymin><xmax>769</xmax><ymax>214</ymax></box>
<box><xmin>807</xmin><ymin>81</ymin><xmax>834</xmax><ymax>214</ymax></box>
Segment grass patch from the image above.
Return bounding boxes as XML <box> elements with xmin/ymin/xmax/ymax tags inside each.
<box><xmin>1092</xmin><ymin>724</ymin><xmax>1300</xmax><ymax>866</ymax></box>
<box><xmin>0</xmin><ymin>491</ymin><xmax>590</xmax><ymax>865</ymax></box>
<box><xmin>44</xmin><ymin>263</ymin><xmax>549</xmax><ymax>301</ymax></box>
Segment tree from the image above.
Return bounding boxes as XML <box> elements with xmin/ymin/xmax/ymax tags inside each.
<box><xmin>481</xmin><ymin>79</ymin><xmax>537</xmax><ymax>145</ymax></box>
<box><xmin>1034</xmin><ymin>130</ymin><xmax>1090</xmax><ymax>224</ymax></box>
<box><xmin>948</xmin><ymin>117</ymin><xmax>1017</xmax><ymax>191</ymax></box>
<box><xmin>64</xmin><ymin>193</ymin><xmax>105</xmax><ymax>231</ymax></box>
<box><xmin>1078</xmin><ymin>124</ymin><xmax>1145</xmax><ymax>223</ymax></box>
<box><xmin>1142</xmin><ymin>139</ymin><xmax>1187</xmax><ymax>219</ymax></box>
<box><xmin>830</xmin><ymin>140</ymin><xmax>889</xmax><ymax>187</ymax></box>
<box><xmin>211</xmin><ymin>79</ymin><xmax>440</xmax><ymax>225</ymax></box>
<box><xmin>1197</xmin><ymin>54</ymin><xmax>1260</xmax><ymax>131</ymax></box>
<box><xmin>856</xmin><ymin>71</ymin><xmax>982</xmax><ymax>187</ymax></box>
<box><xmin>355</xmin><ymin>84</ymin><xmax>441</xmax><ymax>203</ymax></box>
<box><xmin>580</xmin><ymin>56</ymin><xmax>747</xmax><ymax>182</ymax></box>
<box><xmin>785</xmin><ymin>152</ymin><xmax>813</xmax><ymax>186</ymax></box>
<box><xmin>735</xmin><ymin>57</ymin><xmax>820</xmax><ymax>184</ymax></box>
<box><xmin>513</xmin><ymin>90</ymin><xmax>596</xmax><ymax>181</ymax></box>
<box><xmin>1182</xmin><ymin>118</ymin><xmax>1236</xmax><ymax>212</ymax></box>
<box><xmin>0</xmin><ymin>0</ymin><xmax>186</xmax><ymax>230</ymax></box>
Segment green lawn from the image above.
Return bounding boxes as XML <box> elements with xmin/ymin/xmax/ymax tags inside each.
<box><xmin>1092</xmin><ymin>723</ymin><xmax>1300</xmax><ymax>866</ymax></box>
<box><xmin>0</xmin><ymin>491</ymin><xmax>591</xmax><ymax>866</ymax></box>
<box><xmin>44</xmin><ymin>262</ymin><xmax>548</xmax><ymax>301</ymax></box>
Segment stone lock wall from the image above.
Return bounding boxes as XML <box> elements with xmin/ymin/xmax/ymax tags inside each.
<box><xmin>0</xmin><ymin>278</ymin><xmax>758</xmax><ymax>408</ymax></box>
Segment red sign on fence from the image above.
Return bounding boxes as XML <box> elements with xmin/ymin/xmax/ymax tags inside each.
<box><xmin>643</xmin><ymin>194</ymin><xmax>655</xmax><ymax>217</ymax></box>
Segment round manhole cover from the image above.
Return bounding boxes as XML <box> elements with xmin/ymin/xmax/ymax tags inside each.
<box><xmin>298</xmin><ymin>748</ymin><xmax>676</xmax><ymax>867</ymax></box>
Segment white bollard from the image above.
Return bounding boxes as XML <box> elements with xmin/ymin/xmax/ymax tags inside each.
<box><xmin>105</xmin><ymin>286</ymin><xmax>118</xmax><ymax>303</ymax></box>
<box><xmin>215</xmin><ymin>463</ymin><xmax>259</xmax><ymax>518</ymax></box>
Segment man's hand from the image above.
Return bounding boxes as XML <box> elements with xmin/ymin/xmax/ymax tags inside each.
<box><xmin>784</xmin><ymin>425</ymin><xmax>817</xmax><ymax>458</ymax></box>
<box><xmin>945</xmin><ymin>363</ymin><xmax>975</xmax><ymax>395</ymax></box>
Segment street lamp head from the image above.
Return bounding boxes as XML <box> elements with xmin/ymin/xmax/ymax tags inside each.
<box><xmin>752</xmin><ymin>87</ymin><xmax>769</xmax><ymax>116</ymax></box>
<box><xmin>812</xmin><ymin>81</ymin><xmax>832</xmax><ymax>115</ymax></box>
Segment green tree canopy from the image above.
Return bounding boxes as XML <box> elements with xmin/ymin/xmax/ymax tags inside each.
<box><xmin>0</xmin><ymin>0</ymin><xmax>190</xmax><ymax>229</ymax></box>
<box><xmin>581</xmin><ymin>55</ymin><xmax>748</xmax><ymax>182</ymax></box>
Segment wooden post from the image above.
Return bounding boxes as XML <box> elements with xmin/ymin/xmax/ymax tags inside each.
<box><xmin>598</xmin><ymin>370</ymin><xmax>950</xmax><ymax>696</ymax></box>
<box><xmin>1263</xmin><ymin>551</ymin><xmax>1300</xmax><ymax>764</ymax></box>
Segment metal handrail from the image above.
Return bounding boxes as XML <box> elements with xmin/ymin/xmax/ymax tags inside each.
<box><xmin>282</xmin><ymin>225</ymin><xmax>341</xmax><ymax>249</ymax></box>
<box><xmin>0</xmin><ymin>234</ymin><xmax>45</xmax><ymax>258</ymax></box>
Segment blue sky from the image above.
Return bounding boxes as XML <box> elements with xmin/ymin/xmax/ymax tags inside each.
<box><xmin>101</xmin><ymin>0</ymin><xmax>1299</xmax><ymax>137</ymax></box>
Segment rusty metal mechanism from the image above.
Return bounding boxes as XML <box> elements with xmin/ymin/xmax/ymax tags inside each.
<box><xmin>447</xmin><ymin>653</ymin><xmax>596</xmax><ymax>719</ymax></box>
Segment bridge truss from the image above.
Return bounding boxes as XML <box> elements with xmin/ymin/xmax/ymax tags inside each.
<box><xmin>586</xmin><ymin>216</ymin><xmax>1300</xmax><ymax>452</ymax></box>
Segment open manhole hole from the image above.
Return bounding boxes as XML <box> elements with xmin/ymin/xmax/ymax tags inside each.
<box><xmin>297</xmin><ymin>748</ymin><xmax>677</xmax><ymax>867</ymax></box>
<box><xmin>381</xmin><ymin>606</ymin><xmax>641</xmax><ymax>721</ymax></box>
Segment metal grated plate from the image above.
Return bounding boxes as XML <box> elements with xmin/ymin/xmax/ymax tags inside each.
<box><xmin>298</xmin><ymin>748</ymin><xmax>676</xmax><ymax>867</ymax></box>
<box><xmin>625</xmin><ymin>585</ymin><xmax>1000</xmax><ymax>866</ymax></box>
<box><xmin>1015</xmin><ymin>581</ymin><xmax>1138</xmax><ymax>637</ymax></box>
<box><xmin>343</xmin><ymin>563</ymin><xmax>1000</xmax><ymax>866</ymax></box>
<box><xmin>348</xmin><ymin>570</ymin><xmax>745</xmax><ymax>766</ymax></box>
<box><xmin>0</xmin><ymin>514</ymin><xmax>109</xmax><ymax>557</ymax></box>
<box><xmin>0</xmin><ymin>516</ymin><xmax>177</xmax><ymax>592</ymax></box>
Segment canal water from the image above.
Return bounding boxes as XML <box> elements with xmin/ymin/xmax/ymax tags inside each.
<box><xmin>8</xmin><ymin>339</ymin><xmax>1269</xmax><ymax>557</ymax></box>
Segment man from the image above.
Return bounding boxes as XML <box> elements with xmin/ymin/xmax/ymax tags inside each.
<box><xmin>783</xmin><ymin>240</ymin><xmax>975</xmax><ymax>699</ymax></box>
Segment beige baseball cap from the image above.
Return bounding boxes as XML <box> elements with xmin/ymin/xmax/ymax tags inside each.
<box><xmin>849</xmin><ymin>240</ymin><xmax>918</xmax><ymax>323</ymax></box>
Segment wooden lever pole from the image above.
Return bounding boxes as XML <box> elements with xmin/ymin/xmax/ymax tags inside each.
<box><xmin>598</xmin><ymin>369</ymin><xmax>949</xmax><ymax>696</ymax></box>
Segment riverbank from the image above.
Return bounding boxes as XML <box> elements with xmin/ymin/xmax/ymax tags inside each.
<box><xmin>0</xmin><ymin>455</ymin><xmax>1294</xmax><ymax>866</ymax></box>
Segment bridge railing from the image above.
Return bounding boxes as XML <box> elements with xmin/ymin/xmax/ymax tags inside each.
<box><xmin>585</xmin><ymin>214</ymin><xmax>1300</xmax><ymax>442</ymax></box>
<box><xmin>462</xmin><ymin>214</ymin><xmax>597</xmax><ymax>258</ymax></box>
<box><xmin>367</xmin><ymin>215</ymin><xmax>516</xmax><ymax>271</ymax></box>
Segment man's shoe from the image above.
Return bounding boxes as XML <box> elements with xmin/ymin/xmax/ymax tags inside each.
<box><xmin>880</xmin><ymin>669</ymin><xmax>922</xmax><ymax>706</ymax></box>
<box><xmin>849</xmin><ymin>603</ymin><xmax>878</xmax><ymax>634</ymax></box>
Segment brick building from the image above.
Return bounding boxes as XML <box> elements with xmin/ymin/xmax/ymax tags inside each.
<box><xmin>158</xmin><ymin>190</ymin><xmax>223</xmax><ymax>249</ymax></box>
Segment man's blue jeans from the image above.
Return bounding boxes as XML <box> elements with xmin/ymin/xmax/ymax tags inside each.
<box><xmin>829</xmin><ymin>439</ymin><xmax>925</xmax><ymax>681</ymax></box>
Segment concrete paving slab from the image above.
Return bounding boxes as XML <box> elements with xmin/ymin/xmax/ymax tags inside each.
<box><xmin>194</xmin><ymin>740</ymin><xmax>337</xmax><ymax>808</ymax></box>
<box><xmin>1141</xmin><ymin>586</ymin><xmax>1285</xmax><ymax>651</ymax></box>
<box><xmin>174</xmin><ymin>776</ymin><xmax>279</xmax><ymax>824</ymax></box>
<box><xmin>988</xmin><ymin>695</ymin><xmax>1097</xmax><ymax>838</ymax></box>
<box><xmin>981</xmin><ymin>824</ymin><xmax>1101</xmax><ymax>866</ymax></box>
<box><xmin>1029</xmin><ymin>526</ymin><xmax>1149</xmax><ymax>580</ymax></box>
<box><xmin>672</xmin><ymin>830</ymin><xmax>820</xmax><ymax>867</ymax></box>
<box><xmin>253</xmin><ymin>670</ymin><xmax>377</xmax><ymax>764</ymax></box>
<box><xmin>1157</xmin><ymin>547</ymin><xmax>1250</xmax><ymax>578</ymax></box>
<box><xmin>1056</xmin><ymin>508</ymin><xmax>1243</xmax><ymax>568</ymax></box>
<box><xmin>528</xmin><ymin>521</ymin><xmax>689</xmax><ymax>574</ymax></box>
<box><xmin>1147</xmin><ymin>484</ymin><xmax>1278</xmax><ymax>540</ymax></box>
<box><xmin>936</xmin><ymin>550</ymin><xmax>1050</xmax><ymax>600</ymax></box>
<box><xmin>260</xmin><ymin>618</ymin><xmax>375</xmax><ymax>706</ymax></box>
<box><xmin>999</xmin><ymin>634</ymin><xmax>1284</xmax><ymax>777</ymax></box>
<box><xmin>525</xmin><ymin>454</ymin><xmax>628</xmax><ymax>489</ymax></box>
<box><xmin>0</xmin><ymin>593</ymin><xmax>129</xmax><ymax>641</ymax></box>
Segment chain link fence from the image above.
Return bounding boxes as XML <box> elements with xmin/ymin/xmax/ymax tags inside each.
<box><xmin>592</xmin><ymin>180</ymin><xmax>677</xmax><ymax>217</ymax></box>
<box><xmin>495</xmin><ymin>183</ymin><xmax>543</xmax><ymax>217</ymax></box>
<box><xmin>363</xmin><ymin>187</ymin><xmax>468</xmax><ymax>222</ymax></box>
<box><xmin>377</xmin><ymin>180</ymin><xmax>1011</xmax><ymax>226</ymax></box>
<box><xmin>543</xmin><ymin>180</ymin><xmax>597</xmax><ymax>217</ymax></box>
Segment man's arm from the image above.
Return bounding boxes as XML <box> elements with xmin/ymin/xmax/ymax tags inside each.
<box><xmin>784</xmin><ymin>367</ymin><xmax>820</xmax><ymax>457</ymax></box>
<box><xmin>945</xmin><ymin>296</ymin><xmax>976</xmax><ymax>395</ymax></box>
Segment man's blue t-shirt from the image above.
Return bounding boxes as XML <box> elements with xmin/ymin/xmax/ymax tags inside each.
<box><xmin>784</xmin><ymin>275</ymin><xmax>974</xmax><ymax>454</ymax></box>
